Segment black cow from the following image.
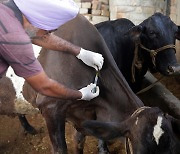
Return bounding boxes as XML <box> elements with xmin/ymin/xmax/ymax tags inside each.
<box><xmin>95</xmin><ymin>13</ymin><xmax>180</xmax><ymax>93</ymax></box>
<box><xmin>22</xmin><ymin>14</ymin><xmax>180</xmax><ymax>154</ymax></box>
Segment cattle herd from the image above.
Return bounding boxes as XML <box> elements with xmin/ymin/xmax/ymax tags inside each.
<box><xmin>0</xmin><ymin>8</ymin><xmax>179</xmax><ymax>154</ymax></box>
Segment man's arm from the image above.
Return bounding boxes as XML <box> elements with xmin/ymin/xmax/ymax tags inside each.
<box><xmin>25</xmin><ymin>71</ymin><xmax>99</xmax><ymax>101</ymax></box>
<box><xmin>32</xmin><ymin>32</ymin><xmax>104</xmax><ymax>70</ymax></box>
<box><xmin>25</xmin><ymin>71</ymin><xmax>82</xmax><ymax>100</ymax></box>
<box><xmin>32</xmin><ymin>32</ymin><xmax>81</xmax><ymax>56</ymax></box>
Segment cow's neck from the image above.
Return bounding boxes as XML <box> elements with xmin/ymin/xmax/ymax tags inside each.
<box><xmin>97</xmin><ymin>63</ymin><xmax>144</xmax><ymax>120</ymax></box>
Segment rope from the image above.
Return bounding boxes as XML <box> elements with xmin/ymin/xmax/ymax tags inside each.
<box><xmin>131</xmin><ymin>42</ymin><xmax>139</xmax><ymax>83</ymax></box>
<box><xmin>139</xmin><ymin>44</ymin><xmax>176</xmax><ymax>67</ymax></box>
<box><xmin>132</xmin><ymin>43</ymin><xmax>176</xmax><ymax>82</ymax></box>
<box><xmin>125</xmin><ymin>137</ymin><xmax>133</xmax><ymax>154</ymax></box>
<box><xmin>125</xmin><ymin>106</ymin><xmax>151</xmax><ymax>154</ymax></box>
<box><xmin>130</xmin><ymin>42</ymin><xmax>176</xmax><ymax>94</ymax></box>
<box><xmin>140</xmin><ymin>44</ymin><xmax>176</xmax><ymax>53</ymax></box>
<box><xmin>130</xmin><ymin>106</ymin><xmax>151</xmax><ymax>117</ymax></box>
<box><xmin>136</xmin><ymin>75</ymin><xmax>164</xmax><ymax>95</ymax></box>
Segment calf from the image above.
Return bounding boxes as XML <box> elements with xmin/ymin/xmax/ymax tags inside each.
<box><xmin>84</xmin><ymin>107</ymin><xmax>180</xmax><ymax>154</ymax></box>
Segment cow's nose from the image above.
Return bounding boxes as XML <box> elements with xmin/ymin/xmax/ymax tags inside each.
<box><xmin>167</xmin><ymin>65</ymin><xmax>180</xmax><ymax>75</ymax></box>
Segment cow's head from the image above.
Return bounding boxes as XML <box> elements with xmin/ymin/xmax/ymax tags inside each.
<box><xmin>129</xmin><ymin>13</ymin><xmax>180</xmax><ymax>76</ymax></box>
<box><xmin>83</xmin><ymin>107</ymin><xmax>180</xmax><ymax>154</ymax></box>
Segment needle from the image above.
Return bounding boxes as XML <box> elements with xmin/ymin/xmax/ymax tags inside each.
<box><xmin>92</xmin><ymin>71</ymin><xmax>99</xmax><ymax>93</ymax></box>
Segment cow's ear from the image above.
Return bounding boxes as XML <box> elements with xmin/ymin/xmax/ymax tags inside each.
<box><xmin>128</xmin><ymin>25</ymin><xmax>143</xmax><ymax>42</ymax></box>
<box><xmin>170</xmin><ymin>117</ymin><xmax>180</xmax><ymax>136</ymax></box>
<box><xmin>82</xmin><ymin>120</ymin><xmax>129</xmax><ymax>140</ymax></box>
<box><xmin>175</xmin><ymin>26</ymin><xmax>180</xmax><ymax>40</ymax></box>
<box><xmin>166</xmin><ymin>115</ymin><xmax>180</xmax><ymax>136</ymax></box>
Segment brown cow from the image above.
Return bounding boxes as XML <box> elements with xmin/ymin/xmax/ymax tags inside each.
<box><xmin>0</xmin><ymin>74</ymin><xmax>39</xmax><ymax>134</ymax></box>
<box><xmin>0</xmin><ymin>76</ymin><xmax>16</xmax><ymax>115</ymax></box>
<box><xmin>23</xmin><ymin>14</ymin><xmax>180</xmax><ymax>154</ymax></box>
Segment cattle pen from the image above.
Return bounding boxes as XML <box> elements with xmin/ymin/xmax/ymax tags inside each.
<box><xmin>0</xmin><ymin>35</ymin><xmax>179</xmax><ymax>154</ymax></box>
<box><xmin>0</xmin><ymin>0</ymin><xmax>180</xmax><ymax>153</ymax></box>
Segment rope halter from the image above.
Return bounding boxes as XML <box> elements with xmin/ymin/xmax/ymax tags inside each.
<box><xmin>125</xmin><ymin>106</ymin><xmax>151</xmax><ymax>154</ymax></box>
<box><xmin>131</xmin><ymin>41</ymin><xmax>176</xmax><ymax>82</ymax></box>
<box><xmin>139</xmin><ymin>43</ymin><xmax>176</xmax><ymax>67</ymax></box>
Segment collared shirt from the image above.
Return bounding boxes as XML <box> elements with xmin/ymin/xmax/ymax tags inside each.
<box><xmin>0</xmin><ymin>3</ymin><xmax>43</xmax><ymax>78</ymax></box>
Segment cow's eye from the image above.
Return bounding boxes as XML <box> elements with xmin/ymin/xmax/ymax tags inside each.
<box><xmin>164</xmin><ymin>113</ymin><xmax>168</xmax><ymax>119</ymax></box>
<box><xmin>148</xmin><ymin>30</ymin><xmax>157</xmax><ymax>38</ymax></box>
<box><xmin>149</xmin><ymin>30</ymin><xmax>154</xmax><ymax>35</ymax></box>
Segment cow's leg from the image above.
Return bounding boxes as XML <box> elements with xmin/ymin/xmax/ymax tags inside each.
<box><xmin>18</xmin><ymin>115</ymin><xmax>37</xmax><ymax>135</ymax></box>
<box><xmin>43</xmin><ymin>110</ymin><xmax>67</xmax><ymax>154</ymax></box>
<box><xmin>73</xmin><ymin>129</ymin><xmax>85</xmax><ymax>154</ymax></box>
<box><xmin>98</xmin><ymin>140</ymin><xmax>110</xmax><ymax>154</ymax></box>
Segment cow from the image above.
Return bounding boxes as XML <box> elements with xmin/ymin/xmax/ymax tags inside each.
<box><xmin>0</xmin><ymin>74</ymin><xmax>39</xmax><ymax>134</ymax></box>
<box><xmin>95</xmin><ymin>13</ymin><xmax>180</xmax><ymax>93</ymax></box>
<box><xmin>22</xmin><ymin>14</ymin><xmax>180</xmax><ymax>154</ymax></box>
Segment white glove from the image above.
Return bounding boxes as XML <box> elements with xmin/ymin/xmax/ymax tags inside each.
<box><xmin>76</xmin><ymin>48</ymin><xmax>104</xmax><ymax>71</ymax></box>
<box><xmin>79</xmin><ymin>83</ymin><xmax>100</xmax><ymax>101</ymax></box>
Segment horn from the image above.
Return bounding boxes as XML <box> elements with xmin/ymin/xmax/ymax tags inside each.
<box><xmin>14</xmin><ymin>98</ymin><xmax>39</xmax><ymax>115</ymax></box>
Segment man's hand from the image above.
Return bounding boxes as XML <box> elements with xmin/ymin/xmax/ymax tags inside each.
<box><xmin>79</xmin><ymin>83</ymin><xmax>99</xmax><ymax>101</ymax></box>
<box><xmin>76</xmin><ymin>48</ymin><xmax>104</xmax><ymax>71</ymax></box>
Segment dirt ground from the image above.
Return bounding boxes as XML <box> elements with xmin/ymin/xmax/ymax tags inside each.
<box><xmin>0</xmin><ymin>75</ymin><xmax>179</xmax><ymax>154</ymax></box>
<box><xmin>0</xmin><ymin>115</ymin><xmax>124</xmax><ymax>154</ymax></box>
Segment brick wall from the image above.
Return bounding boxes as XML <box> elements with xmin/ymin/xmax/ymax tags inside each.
<box><xmin>75</xmin><ymin>0</ymin><xmax>167</xmax><ymax>25</ymax></box>
<box><xmin>74</xmin><ymin>0</ymin><xmax>180</xmax><ymax>61</ymax></box>
<box><xmin>109</xmin><ymin>0</ymin><xmax>180</xmax><ymax>61</ymax></box>
<box><xmin>74</xmin><ymin>0</ymin><xmax>110</xmax><ymax>24</ymax></box>
<box><xmin>170</xmin><ymin>0</ymin><xmax>180</xmax><ymax>62</ymax></box>
<box><xmin>109</xmin><ymin>0</ymin><xmax>167</xmax><ymax>25</ymax></box>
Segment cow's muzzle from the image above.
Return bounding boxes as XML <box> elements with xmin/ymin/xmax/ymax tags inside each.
<box><xmin>167</xmin><ymin>64</ymin><xmax>180</xmax><ymax>75</ymax></box>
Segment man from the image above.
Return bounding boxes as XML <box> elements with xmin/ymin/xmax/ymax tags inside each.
<box><xmin>0</xmin><ymin>0</ymin><xmax>104</xmax><ymax>101</ymax></box>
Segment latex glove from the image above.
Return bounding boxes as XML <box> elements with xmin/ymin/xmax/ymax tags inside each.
<box><xmin>76</xmin><ymin>48</ymin><xmax>104</xmax><ymax>71</ymax></box>
<box><xmin>79</xmin><ymin>83</ymin><xmax>100</xmax><ymax>101</ymax></box>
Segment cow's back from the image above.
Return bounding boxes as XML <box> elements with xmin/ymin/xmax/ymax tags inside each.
<box><xmin>95</xmin><ymin>18</ymin><xmax>136</xmax><ymax>85</ymax></box>
<box><xmin>38</xmin><ymin>14</ymin><xmax>109</xmax><ymax>90</ymax></box>
<box><xmin>24</xmin><ymin>14</ymin><xmax>142</xmax><ymax>120</ymax></box>
<box><xmin>0</xmin><ymin>76</ymin><xmax>16</xmax><ymax>115</ymax></box>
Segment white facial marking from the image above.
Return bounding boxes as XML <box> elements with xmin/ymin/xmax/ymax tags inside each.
<box><xmin>153</xmin><ymin>116</ymin><xmax>164</xmax><ymax>145</ymax></box>
<box><xmin>6</xmin><ymin>45</ymin><xmax>41</xmax><ymax>100</ymax></box>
